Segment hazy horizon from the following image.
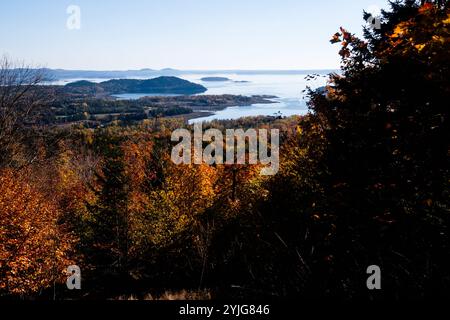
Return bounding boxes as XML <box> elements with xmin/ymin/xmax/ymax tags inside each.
<box><xmin>36</xmin><ymin>67</ymin><xmax>338</xmax><ymax>71</ymax></box>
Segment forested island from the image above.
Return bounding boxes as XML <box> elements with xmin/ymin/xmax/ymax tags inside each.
<box><xmin>64</xmin><ymin>76</ymin><xmax>208</xmax><ymax>95</ymax></box>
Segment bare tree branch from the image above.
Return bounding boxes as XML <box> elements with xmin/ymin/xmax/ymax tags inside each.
<box><xmin>0</xmin><ymin>55</ymin><xmax>50</xmax><ymax>168</ymax></box>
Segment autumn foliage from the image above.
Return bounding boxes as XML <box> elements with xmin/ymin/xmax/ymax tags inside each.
<box><xmin>0</xmin><ymin>0</ymin><xmax>449</xmax><ymax>299</ymax></box>
<box><xmin>0</xmin><ymin>169</ymin><xmax>75</xmax><ymax>295</ymax></box>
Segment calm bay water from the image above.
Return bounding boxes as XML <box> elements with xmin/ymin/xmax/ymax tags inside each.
<box><xmin>183</xmin><ymin>73</ymin><xmax>327</xmax><ymax>123</ymax></box>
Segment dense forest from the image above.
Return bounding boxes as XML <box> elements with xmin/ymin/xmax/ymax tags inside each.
<box><xmin>0</xmin><ymin>0</ymin><xmax>449</xmax><ymax>300</ymax></box>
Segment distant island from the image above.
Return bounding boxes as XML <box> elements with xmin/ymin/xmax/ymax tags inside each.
<box><xmin>201</xmin><ymin>77</ymin><xmax>231</xmax><ymax>82</ymax></box>
<box><xmin>65</xmin><ymin>76</ymin><xmax>207</xmax><ymax>95</ymax></box>
<box><xmin>201</xmin><ymin>77</ymin><xmax>251</xmax><ymax>83</ymax></box>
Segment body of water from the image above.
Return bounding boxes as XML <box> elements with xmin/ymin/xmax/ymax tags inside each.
<box><xmin>183</xmin><ymin>73</ymin><xmax>327</xmax><ymax>123</ymax></box>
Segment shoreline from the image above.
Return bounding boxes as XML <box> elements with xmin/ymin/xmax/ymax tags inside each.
<box><xmin>164</xmin><ymin>111</ymin><xmax>216</xmax><ymax>123</ymax></box>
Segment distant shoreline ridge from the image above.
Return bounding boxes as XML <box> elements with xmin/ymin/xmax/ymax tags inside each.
<box><xmin>26</xmin><ymin>68</ymin><xmax>339</xmax><ymax>81</ymax></box>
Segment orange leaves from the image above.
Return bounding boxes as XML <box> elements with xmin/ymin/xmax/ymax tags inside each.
<box><xmin>443</xmin><ymin>13</ymin><xmax>450</xmax><ymax>24</ymax></box>
<box><xmin>418</xmin><ymin>2</ymin><xmax>434</xmax><ymax>14</ymax></box>
<box><xmin>121</xmin><ymin>139</ymin><xmax>155</xmax><ymax>187</ymax></box>
<box><xmin>414</xmin><ymin>43</ymin><xmax>426</xmax><ymax>52</ymax></box>
<box><xmin>384</xmin><ymin>5</ymin><xmax>450</xmax><ymax>60</ymax></box>
<box><xmin>0</xmin><ymin>169</ymin><xmax>75</xmax><ymax>295</ymax></box>
<box><xmin>390</xmin><ymin>23</ymin><xmax>409</xmax><ymax>39</ymax></box>
<box><xmin>330</xmin><ymin>32</ymin><xmax>341</xmax><ymax>44</ymax></box>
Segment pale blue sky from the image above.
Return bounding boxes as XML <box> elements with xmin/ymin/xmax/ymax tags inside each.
<box><xmin>0</xmin><ymin>0</ymin><xmax>388</xmax><ymax>70</ymax></box>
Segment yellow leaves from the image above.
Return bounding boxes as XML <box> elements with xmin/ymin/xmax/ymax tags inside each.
<box><xmin>443</xmin><ymin>14</ymin><xmax>450</xmax><ymax>24</ymax></box>
<box><xmin>432</xmin><ymin>35</ymin><xmax>446</xmax><ymax>44</ymax></box>
<box><xmin>165</xmin><ymin>163</ymin><xmax>217</xmax><ymax>215</ymax></box>
<box><xmin>385</xmin><ymin>6</ymin><xmax>449</xmax><ymax>59</ymax></box>
<box><xmin>84</xmin><ymin>130</ymin><xmax>94</xmax><ymax>145</ymax></box>
<box><xmin>128</xmin><ymin>161</ymin><xmax>220</xmax><ymax>250</ymax></box>
<box><xmin>414</xmin><ymin>43</ymin><xmax>426</xmax><ymax>52</ymax></box>
<box><xmin>391</xmin><ymin>22</ymin><xmax>410</xmax><ymax>39</ymax></box>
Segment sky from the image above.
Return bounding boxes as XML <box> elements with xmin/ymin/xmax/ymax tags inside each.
<box><xmin>0</xmin><ymin>0</ymin><xmax>388</xmax><ymax>70</ymax></box>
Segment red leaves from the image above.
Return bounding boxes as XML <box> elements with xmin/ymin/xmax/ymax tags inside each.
<box><xmin>330</xmin><ymin>27</ymin><xmax>367</xmax><ymax>60</ymax></box>
<box><xmin>330</xmin><ymin>28</ymin><xmax>351</xmax><ymax>44</ymax></box>
<box><xmin>419</xmin><ymin>2</ymin><xmax>434</xmax><ymax>14</ymax></box>
<box><xmin>340</xmin><ymin>27</ymin><xmax>351</xmax><ymax>41</ymax></box>
<box><xmin>339</xmin><ymin>47</ymin><xmax>351</xmax><ymax>59</ymax></box>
